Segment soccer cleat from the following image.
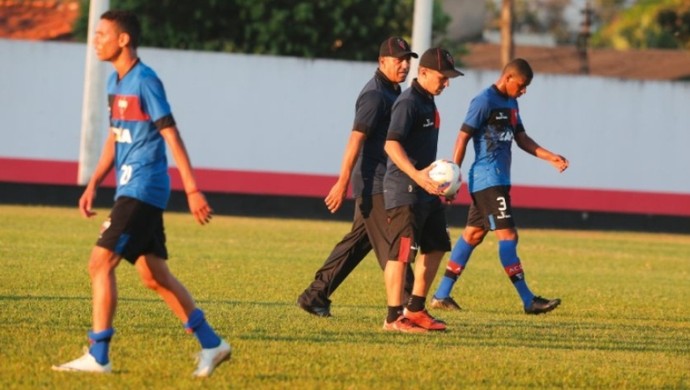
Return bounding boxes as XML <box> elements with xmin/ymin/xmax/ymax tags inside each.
<box><xmin>382</xmin><ymin>315</ymin><xmax>427</xmax><ymax>333</ymax></box>
<box><xmin>193</xmin><ymin>339</ymin><xmax>232</xmax><ymax>377</ymax></box>
<box><xmin>525</xmin><ymin>296</ymin><xmax>561</xmax><ymax>315</ymax></box>
<box><xmin>429</xmin><ymin>295</ymin><xmax>462</xmax><ymax>311</ymax></box>
<box><xmin>51</xmin><ymin>350</ymin><xmax>112</xmax><ymax>373</ymax></box>
<box><xmin>403</xmin><ymin>308</ymin><xmax>447</xmax><ymax>331</ymax></box>
<box><xmin>297</xmin><ymin>298</ymin><xmax>332</xmax><ymax>317</ymax></box>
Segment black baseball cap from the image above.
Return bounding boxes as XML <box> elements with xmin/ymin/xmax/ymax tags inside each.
<box><xmin>379</xmin><ymin>37</ymin><xmax>418</xmax><ymax>59</ymax></box>
<box><xmin>419</xmin><ymin>47</ymin><xmax>464</xmax><ymax>78</ymax></box>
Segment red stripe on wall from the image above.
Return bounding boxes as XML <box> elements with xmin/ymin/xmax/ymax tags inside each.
<box><xmin>1</xmin><ymin>157</ymin><xmax>689</xmax><ymax>217</ymax></box>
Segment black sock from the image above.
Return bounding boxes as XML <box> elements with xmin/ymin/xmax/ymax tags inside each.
<box><xmin>407</xmin><ymin>295</ymin><xmax>426</xmax><ymax>312</ymax></box>
<box><xmin>387</xmin><ymin>305</ymin><xmax>403</xmax><ymax>323</ymax></box>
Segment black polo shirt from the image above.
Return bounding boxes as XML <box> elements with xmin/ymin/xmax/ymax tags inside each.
<box><xmin>351</xmin><ymin>69</ymin><xmax>401</xmax><ymax>197</ymax></box>
<box><xmin>383</xmin><ymin>79</ymin><xmax>440</xmax><ymax>209</ymax></box>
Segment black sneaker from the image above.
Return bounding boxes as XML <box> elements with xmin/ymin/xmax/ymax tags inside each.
<box><xmin>524</xmin><ymin>296</ymin><xmax>561</xmax><ymax>315</ymax></box>
<box><xmin>297</xmin><ymin>297</ymin><xmax>332</xmax><ymax>317</ymax></box>
<box><xmin>429</xmin><ymin>296</ymin><xmax>462</xmax><ymax>311</ymax></box>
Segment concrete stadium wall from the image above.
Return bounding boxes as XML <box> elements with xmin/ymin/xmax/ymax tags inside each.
<box><xmin>1</xmin><ymin>39</ymin><xmax>689</xmax><ymax>223</ymax></box>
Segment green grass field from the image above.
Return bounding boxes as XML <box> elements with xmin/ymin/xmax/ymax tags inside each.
<box><xmin>1</xmin><ymin>204</ymin><xmax>689</xmax><ymax>389</ymax></box>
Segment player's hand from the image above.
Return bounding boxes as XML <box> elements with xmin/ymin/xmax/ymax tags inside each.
<box><xmin>78</xmin><ymin>186</ymin><xmax>98</xmax><ymax>218</ymax></box>
<box><xmin>550</xmin><ymin>154</ymin><xmax>569</xmax><ymax>173</ymax></box>
<box><xmin>187</xmin><ymin>191</ymin><xmax>213</xmax><ymax>225</ymax></box>
<box><xmin>415</xmin><ymin>166</ymin><xmax>445</xmax><ymax>196</ymax></box>
<box><xmin>324</xmin><ymin>180</ymin><xmax>348</xmax><ymax>214</ymax></box>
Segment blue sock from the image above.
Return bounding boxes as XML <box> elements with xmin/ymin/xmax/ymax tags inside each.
<box><xmin>435</xmin><ymin>238</ymin><xmax>474</xmax><ymax>299</ymax></box>
<box><xmin>185</xmin><ymin>308</ymin><xmax>221</xmax><ymax>349</ymax></box>
<box><xmin>88</xmin><ymin>328</ymin><xmax>114</xmax><ymax>365</ymax></box>
<box><xmin>498</xmin><ymin>240</ymin><xmax>534</xmax><ymax>307</ymax></box>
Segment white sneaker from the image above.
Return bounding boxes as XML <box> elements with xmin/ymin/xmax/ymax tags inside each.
<box><xmin>193</xmin><ymin>339</ymin><xmax>231</xmax><ymax>377</ymax></box>
<box><xmin>52</xmin><ymin>350</ymin><xmax>112</xmax><ymax>373</ymax></box>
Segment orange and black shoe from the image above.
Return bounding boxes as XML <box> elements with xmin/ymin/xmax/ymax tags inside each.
<box><xmin>382</xmin><ymin>315</ymin><xmax>427</xmax><ymax>333</ymax></box>
<box><xmin>403</xmin><ymin>308</ymin><xmax>447</xmax><ymax>331</ymax></box>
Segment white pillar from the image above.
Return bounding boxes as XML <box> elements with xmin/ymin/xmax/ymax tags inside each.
<box><xmin>77</xmin><ymin>0</ymin><xmax>110</xmax><ymax>184</ymax></box>
<box><xmin>410</xmin><ymin>0</ymin><xmax>433</xmax><ymax>85</ymax></box>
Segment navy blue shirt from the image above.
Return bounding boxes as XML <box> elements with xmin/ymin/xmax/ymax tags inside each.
<box><xmin>351</xmin><ymin>70</ymin><xmax>401</xmax><ymax>197</ymax></box>
<box><xmin>384</xmin><ymin>79</ymin><xmax>440</xmax><ymax>209</ymax></box>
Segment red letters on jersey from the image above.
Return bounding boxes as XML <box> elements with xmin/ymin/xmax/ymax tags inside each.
<box><xmin>111</xmin><ymin>95</ymin><xmax>150</xmax><ymax>121</ymax></box>
<box><xmin>510</xmin><ymin>109</ymin><xmax>518</xmax><ymax>127</ymax></box>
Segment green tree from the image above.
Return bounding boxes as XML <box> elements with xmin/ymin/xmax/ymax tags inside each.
<box><xmin>590</xmin><ymin>0</ymin><xmax>690</xmax><ymax>50</ymax></box>
<box><xmin>76</xmin><ymin>0</ymin><xmax>452</xmax><ymax>61</ymax></box>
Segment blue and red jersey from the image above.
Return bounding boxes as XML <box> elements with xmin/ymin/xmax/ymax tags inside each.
<box><xmin>462</xmin><ymin>85</ymin><xmax>525</xmax><ymax>193</ymax></box>
<box><xmin>107</xmin><ymin>60</ymin><xmax>175</xmax><ymax>209</ymax></box>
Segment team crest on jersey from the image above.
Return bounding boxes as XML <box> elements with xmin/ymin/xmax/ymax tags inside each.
<box><xmin>117</xmin><ymin>98</ymin><xmax>129</xmax><ymax>118</ymax></box>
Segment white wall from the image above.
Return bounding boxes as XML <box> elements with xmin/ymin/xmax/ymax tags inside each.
<box><xmin>1</xmin><ymin>39</ymin><xmax>689</xmax><ymax>195</ymax></box>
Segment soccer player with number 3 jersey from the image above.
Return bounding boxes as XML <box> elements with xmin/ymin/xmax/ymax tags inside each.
<box><xmin>432</xmin><ymin>58</ymin><xmax>569</xmax><ymax>315</ymax></box>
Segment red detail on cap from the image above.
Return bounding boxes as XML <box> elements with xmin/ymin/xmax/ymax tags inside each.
<box><xmin>398</xmin><ymin>236</ymin><xmax>412</xmax><ymax>263</ymax></box>
<box><xmin>111</xmin><ymin>95</ymin><xmax>150</xmax><ymax>121</ymax></box>
<box><xmin>504</xmin><ymin>263</ymin><xmax>524</xmax><ymax>277</ymax></box>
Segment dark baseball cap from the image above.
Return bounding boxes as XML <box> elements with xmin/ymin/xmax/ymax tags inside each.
<box><xmin>419</xmin><ymin>47</ymin><xmax>464</xmax><ymax>78</ymax></box>
<box><xmin>379</xmin><ymin>37</ymin><xmax>418</xmax><ymax>59</ymax></box>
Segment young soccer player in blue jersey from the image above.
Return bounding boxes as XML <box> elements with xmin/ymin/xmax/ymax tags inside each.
<box><xmin>52</xmin><ymin>10</ymin><xmax>230</xmax><ymax>376</ymax></box>
<box><xmin>431</xmin><ymin>58</ymin><xmax>569</xmax><ymax>314</ymax></box>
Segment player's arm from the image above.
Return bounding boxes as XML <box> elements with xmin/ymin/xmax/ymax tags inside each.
<box><xmin>160</xmin><ymin>126</ymin><xmax>213</xmax><ymax>225</ymax></box>
<box><xmin>384</xmin><ymin>140</ymin><xmax>443</xmax><ymax>196</ymax></box>
<box><xmin>325</xmin><ymin>131</ymin><xmax>366</xmax><ymax>213</ymax></box>
<box><xmin>453</xmin><ymin>125</ymin><xmax>473</xmax><ymax>167</ymax></box>
<box><xmin>514</xmin><ymin>131</ymin><xmax>569</xmax><ymax>173</ymax></box>
<box><xmin>79</xmin><ymin>131</ymin><xmax>116</xmax><ymax>218</ymax></box>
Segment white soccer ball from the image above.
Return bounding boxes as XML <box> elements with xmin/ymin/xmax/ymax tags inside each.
<box><xmin>428</xmin><ymin>159</ymin><xmax>462</xmax><ymax>197</ymax></box>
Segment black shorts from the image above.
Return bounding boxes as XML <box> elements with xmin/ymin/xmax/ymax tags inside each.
<box><xmin>357</xmin><ymin>193</ymin><xmax>389</xmax><ymax>262</ymax></box>
<box><xmin>96</xmin><ymin>196</ymin><xmax>168</xmax><ymax>264</ymax></box>
<box><xmin>387</xmin><ymin>199</ymin><xmax>451</xmax><ymax>263</ymax></box>
<box><xmin>467</xmin><ymin>185</ymin><xmax>516</xmax><ymax>231</ymax></box>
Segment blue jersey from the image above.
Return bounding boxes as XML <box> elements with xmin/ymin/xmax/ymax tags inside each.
<box><xmin>351</xmin><ymin>70</ymin><xmax>401</xmax><ymax>197</ymax></box>
<box><xmin>463</xmin><ymin>85</ymin><xmax>525</xmax><ymax>193</ymax></box>
<box><xmin>384</xmin><ymin>80</ymin><xmax>440</xmax><ymax>209</ymax></box>
<box><xmin>107</xmin><ymin>60</ymin><xmax>175</xmax><ymax>209</ymax></box>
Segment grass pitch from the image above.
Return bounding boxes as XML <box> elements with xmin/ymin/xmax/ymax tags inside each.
<box><xmin>0</xmin><ymin>205</ymin><xmax>688</xmax><ymax>389</ymax></box>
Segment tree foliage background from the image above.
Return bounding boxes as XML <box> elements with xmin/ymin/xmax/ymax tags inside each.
<box><xmin>75</xmin><ymin>0</ymin><xmax>451</xmax><ymax>61</ymax></box>
<box><xmin>591</xmin><ymin>0</ymin><xmax>690</xmax><ymax>50</ymax></box>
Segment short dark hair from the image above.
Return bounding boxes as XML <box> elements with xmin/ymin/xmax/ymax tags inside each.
<box><xmin>503</xmin><ymin>58</ymin><xmax>533</xmax><ymax>82</ymax></box>
<box><xmin>101</xmin><ymin>10</ymin><xmax>141</xmax><ymax>48</ymax></box>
